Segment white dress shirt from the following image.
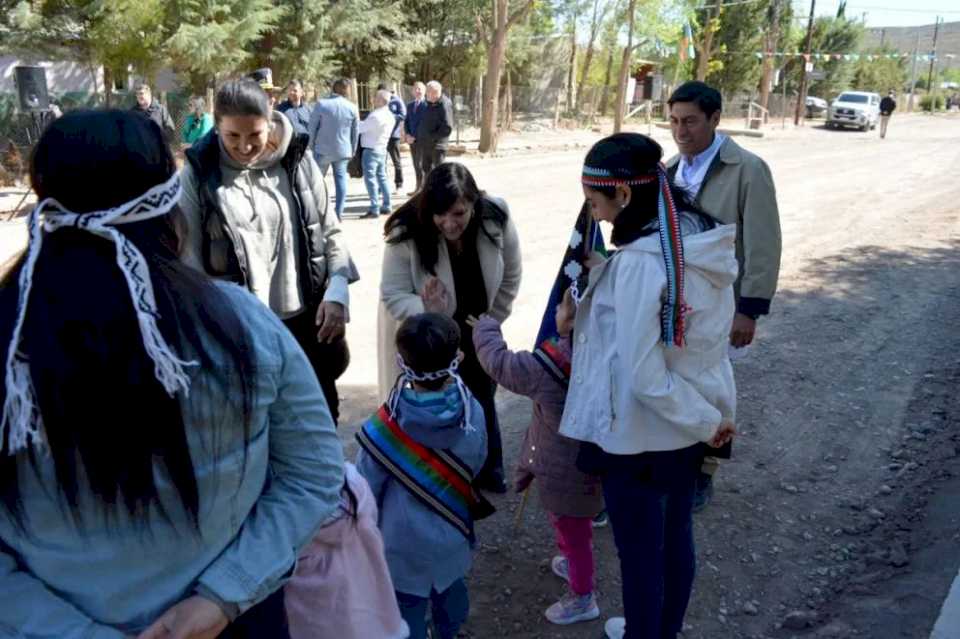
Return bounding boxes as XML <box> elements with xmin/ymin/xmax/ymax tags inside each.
<box><xmin>675</xmin><ymin>133</ymin><xmax>727</xmax><ymax>199</ymax></box>
<box><xmin>358</xmin><ymin>106</ymin><xmax>395</xmax><ymax>153</ymax></box>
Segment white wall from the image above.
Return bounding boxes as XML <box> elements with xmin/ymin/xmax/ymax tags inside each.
<box><xmin>0</xmin><ymin>57</ymin><xmax>103</xmax><ymax>95</ymax></box>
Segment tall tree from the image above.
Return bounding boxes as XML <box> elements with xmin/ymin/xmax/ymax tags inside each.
<box><xmin>574</xmin><ymin>0</ymin><xmax>612</xmax><ymax>113</ymax></box>
<box><xmin>806</xmin><ymin>15</ymin><xmax>863</xmax><ymax>99</ymax></box>
<box><xmin>613</xmin><ymin>0</ymin><xmax>636</xmax><ymax>132</ymax></box>
<box><xmin>695</xmin><ymin>0</ymin><xmax>721</xmax><ymax>81</ymax></box>
<box><xmin>477</xmin><ymin>0</ymin><xmax>537</xmax><ymax>153</ymax></box>
<box><xmin>165</xmin><ymin>0</ymin><xmax>284</xmax><ymax>92</ymax></box>
<box><xmin>706</xmin><ymin>0</ymin><xmax>767</xmax><ymax>97</ymax></box>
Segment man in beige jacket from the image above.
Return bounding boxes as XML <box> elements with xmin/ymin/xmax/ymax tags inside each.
<box><xmin>666</xmin><ymin>81</ymin><xmax>782</xmax><ymax>511</ymax></box>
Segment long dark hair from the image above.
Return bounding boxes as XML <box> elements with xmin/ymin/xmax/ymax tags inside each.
<box><xmin>583</xmin><ymin>133</ymin><xmax>715</xmax><ymax>246</ymax></box>
<box><xmin>384</xmin><ymin>163</ymin><xmax>507</xmax><ymax>274</ymax></box>
<box><xmin>0</xmin><ymin>110</ymin><xmax>255</xmax><ymax>533</ymax></box>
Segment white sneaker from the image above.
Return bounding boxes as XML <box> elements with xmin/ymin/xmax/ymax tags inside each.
<box><xmin>550</xmin><ymin>555</ymin><xmax>569</xmax><ymax>583</ymax></box>
<box><xmin>545</xmin><ymin>591</ymin><xmax>600</xmax><ymax>625</ymax></box>
<box><xmin>604</xmin><ymin>616</ymin><xmax>626</xmax><ymax>638</ymax></box>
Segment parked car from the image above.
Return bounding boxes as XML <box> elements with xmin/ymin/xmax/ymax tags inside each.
<box><xmin>827</xmin><ymin>91</ymin><xmax>881</xmax><ymax>131</ymax></box>
<box><xmin>806</xmin><ymin>96</ymin><xmax>828</xmax><ymax>118</ymax></box>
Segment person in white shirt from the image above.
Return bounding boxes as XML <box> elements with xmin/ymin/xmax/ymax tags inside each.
<box><xmin>359</xmin><ymin>90</ymin><xmax>396</xmax><ymax>219</ymax></box>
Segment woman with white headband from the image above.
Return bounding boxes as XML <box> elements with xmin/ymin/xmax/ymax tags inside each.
<box><xmin>0</xmin><ymin>110</ymin><xmax>344</xmax><ymax>639</ymax></box>
<box><xmin>557</xmin><ymin>133</ymin><xmax>737</xmax><ymax>639</ymax></box>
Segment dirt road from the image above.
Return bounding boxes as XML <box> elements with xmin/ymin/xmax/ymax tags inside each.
<box><xmin>336</xmin><ymin>113</ymin><xmax>960</xmax><ymax>638</ymax></box>
<box><xmin>1</xmin><ymin>113</ymin><xmax>958</xmax><ymax>638</ymax></box>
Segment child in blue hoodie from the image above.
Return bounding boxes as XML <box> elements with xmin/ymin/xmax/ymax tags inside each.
<box><xmin>357</xmin><ymin>312</ymin><xmax>489</xmax><ymax>639</ymax></box>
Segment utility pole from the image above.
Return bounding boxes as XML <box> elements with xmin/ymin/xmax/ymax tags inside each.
<box><xmin>926</xmin><ymin>16</ymin><xmax>941</xmax><ymax>104</ymax></box>
<box><xmin>793</xmin><ymin>0</ymin><xmax>816</xmax><ymax>126</ymax></box>
<box><xmin>908</xmin><ymin>31</ymin><xmax>920</xmax><ymax>112</ymax></box>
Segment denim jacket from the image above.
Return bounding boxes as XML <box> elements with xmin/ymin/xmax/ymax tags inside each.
<box><xmin>356</xmin><ymin>384</ymin><xmax>486</xmax><ymax>597</ymax></box>
<box><xmin>0</xmin><ymin>282</ymin><xmax>345</xmax><ymax>638</ymax></box>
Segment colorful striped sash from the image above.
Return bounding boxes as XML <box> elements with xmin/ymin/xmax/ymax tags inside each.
<box><xmin>356</xmin><ymin>404</ymin><xmax>493</xmax><ymax>542</ymax></box>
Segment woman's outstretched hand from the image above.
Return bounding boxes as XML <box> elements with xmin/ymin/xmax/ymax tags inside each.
<box><xmin>136</xmin><ymin>595</ymin><xmax>228</xmax><ymax>639</ymax></box>
<box><xmin>421</xmin><ymin>277</ymin><xmax>450</xmax><ymax>314</ymax></box>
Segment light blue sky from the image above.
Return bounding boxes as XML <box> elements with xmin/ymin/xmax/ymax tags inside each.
<box><xmin>794</xmin><ymin>0</ymin><xmax>960</xmax><ymax>28</ymax></box>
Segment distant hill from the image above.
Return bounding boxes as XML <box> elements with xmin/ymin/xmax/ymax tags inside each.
<box><xmin>864</xmin><ymin>21</ymin><xmax>960</xmax><ymax>58</ymax></box>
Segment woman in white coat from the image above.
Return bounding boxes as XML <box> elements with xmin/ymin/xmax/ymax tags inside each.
<box><xmin>557</xmin><ymin>133</ymin><xmax>737</xmax><ymax>639</ymax></box>
<box><xmin>378</xmin><ymin>162</ymin><xmax>521</xmax><ymax>493</ymax></box>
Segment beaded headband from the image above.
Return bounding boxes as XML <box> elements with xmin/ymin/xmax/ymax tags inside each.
<box><xmin>1</xmin><ymin>173</ymin><xmax>196</xmax><ymax>455</ymax></box>
<box><xmin>390</xmin><ymin>353</ymin><xmax>474</xmax><ymax>432</ymax></box>
<box><xmin>581</xmin><ymin>162</ymin><xmax>688</xmax><ymax>347</ymax></box>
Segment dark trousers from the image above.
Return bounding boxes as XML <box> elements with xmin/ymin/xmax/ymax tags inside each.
<box><xmin>386</xmin><ymin>137</ymin><xmax>403</xmax><ymax>186</ymax></box>
<box><xmin>459</xmin><ymin>358</ymin><xmax>504</xmax><ymax>484</ymax></box>
<box><xmin>601</xmin><ymin>444</ymin><xmax>701</xmax><ymax>639</ymax></box>
<box><xmin>410</xmin><ymin>141</ymin><xmax>424</xmax><ymax>189</ymax></box>
<box><xmin>396</xmin><ymin>579</ymin><xmax>469</xmax><ymax>639</ymax></box>
<box><xmin>282</xmin><ymin>308</ymin><xmax>350</xmax><ymax>425</ymax></box>
<box><xmin>218</xmin><ymin>588</ymin><xmax>289</xmax><ymax>638</ymax></box>
<box><xmin>420</xmin><ymin>144</ymin><xmax>447</xmax><ymax>181</ymax></box>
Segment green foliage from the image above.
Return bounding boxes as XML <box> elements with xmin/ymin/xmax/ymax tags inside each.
<box><xmin>851</xmin><ymin>49</ymin><xmax>906</xmax><ymax>94</ymax></box>
<box><xmin>919</xmin><ymin>94</ymin><xmax>944</xmax><ymax>111</ymax></box>
<box><xmin>807</xmin><ymin>16</ymin><xmax>864</xmax><ymax>99</ymax></box>
<box><xmin>166</xmin><ymin>0</ymin><xmax>284</xmax><ymax>91</ymax></box>
<box><xmin>705</xmin><ymin>0</ymin><xmax>765</xmax><ymax>96</ymax></box>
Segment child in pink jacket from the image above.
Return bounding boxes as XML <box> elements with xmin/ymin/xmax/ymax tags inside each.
<box><xmin>472</xmin><ymin>315</ymin><xmax>603</xmax><ymax>626</ymax></box>
<box><xmin>285</xmin><ymin>462</ymin><xmax>409</xmax><ymax>639</ymax></box>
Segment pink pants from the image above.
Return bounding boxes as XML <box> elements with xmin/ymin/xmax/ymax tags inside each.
<box><xmin>549</xmin><ymin>513</ymin><xmax>595</xmax><ymax>595</ymax></box>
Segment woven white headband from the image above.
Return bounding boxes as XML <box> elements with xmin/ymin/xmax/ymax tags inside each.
<box><xmin>1</xmin><ymin>172</ymin><xmax>195</xmax><ymax>455</ymax></box>
<box><xmin>390</xmin><ymin>353</ymin><xmax>474</xmax><ymax>432</ymax></box>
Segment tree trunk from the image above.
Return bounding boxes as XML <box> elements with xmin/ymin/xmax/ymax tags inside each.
<box><xmin>567</xmin><ymin>16</ymin><xmax>578</xmax><ymax>112</ymax></box>
<box><xmin>479</xmin><ymin>3</ymin><xmax>508</xmax><ymax>152</ymax></box>
<box><xmin>696</xmin><ymin>0</ymin><xmax>721</xmax><ymax>81</ymax></box>
<box><xmin>576</xmin><ymin>45</ymin><xmax>597</xmax><ymax>114</ymax></box>
<box><xmin>759</xmin><ymin>0</ymin><xmax>782</xmax><ymax>115</ymax></box>
<box><xmin>103</xmin><ymin>66</ymin><xmax>114</xmax><ymax>108</ymax></box>
<box><xmin>613</xmin><ymin>0</ymin><xmax>637</xmax><ymax>132</ymax></box>
<box><xmin>599</xmin><ymin>47</ymin><xmax>615</xmax><ymax>115</ymax></box>
<box><xmin>504</xmin><ymin>68</ymin><xmax>514</xmax><ymax>130</ymax></box>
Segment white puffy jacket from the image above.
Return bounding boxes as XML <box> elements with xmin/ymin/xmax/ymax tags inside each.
<box><xmin>559</xmin><ymin>223</ymin><xmax>738</xmax><ymax>455</ymax></box>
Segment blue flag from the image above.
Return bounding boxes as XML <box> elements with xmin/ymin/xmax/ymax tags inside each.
<box><xmin>534</xmin><ymin>202</ymin><xmax>608</xmax><ymax>348</ymax></box>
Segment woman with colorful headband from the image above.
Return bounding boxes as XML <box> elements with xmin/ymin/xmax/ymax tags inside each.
<box><xmin>0</xmin><ymin>110</ymin><xmax>344</xmax><ymax>638</ymax></box>
<box><xmin>557</xmin><ymin>133</ymin><xmax>737</xmax><ymax>639</ymax></box>
<box><xmin>378</xmin><ymin>162</ymin><xmax>522</xmax><ymax>493</ymax></box>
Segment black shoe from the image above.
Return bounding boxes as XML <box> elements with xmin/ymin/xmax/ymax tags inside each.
<box><xmin>692</xmin><ymin>472</ymin><xmax>714</xmax><ymax>514</ymax></box>
<box><xmin>359</xmin><ymin>211</ymin><xmax>379</xmax><ymax>220</ymax></box>
<box><xmin>592</xmin><ymin>510</ymin><xmax>609</xmax><ymax>528</ymax></box>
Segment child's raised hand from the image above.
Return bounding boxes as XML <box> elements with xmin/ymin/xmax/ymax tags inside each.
<box><xmin>555</xmin><ymin>288</ymin><xmax>577</xmax><ymax>337</ymax></box>
<box><xmin>466</xmin><ymin>314</ymin><xmax>495</xmax><ymax>328</ymax></box>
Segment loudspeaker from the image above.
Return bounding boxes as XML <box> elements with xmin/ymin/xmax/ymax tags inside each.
<box><xmin>15</xmin><ymin>66</ymin><xmax>50</xmax><ymax>112</ymax></box>
<box><xmin>641</xmin><ymin>75</ymin><xmax>663</xmax><ymax>101</ymax></box>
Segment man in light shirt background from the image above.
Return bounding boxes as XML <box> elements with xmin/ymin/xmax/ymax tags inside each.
<box><xmin>358</xmin><ymin>89</ymin><xmax>396</xmax><ymax>219</ymax></box>
<box><xmin>666</xmin><ymin>81</ymin><xmax>782</xmax><ymax>512</ymax></box>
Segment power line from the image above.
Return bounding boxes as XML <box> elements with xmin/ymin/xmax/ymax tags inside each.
<box><xmin>790</xmin><ymin>2</ymin><xmax>960</xmax><ymax>15</ymax></box>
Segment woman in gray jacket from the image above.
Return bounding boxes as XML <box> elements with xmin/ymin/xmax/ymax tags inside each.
<box><xmin>179</xmin><ymin>79</ymin><xmax>358</xmax><ymax>423</ymax></box>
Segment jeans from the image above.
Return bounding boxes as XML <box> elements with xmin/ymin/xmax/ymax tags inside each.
<box><xmin>549</xmin><ymin>513</ymin><xmax>595</xmax><ymax>595</ymax></box>
<box><xmin>316</xmin><ymin>156</ymin><xmax>348</xmax><ymax>220</ymax></box>
<box><xmin>601</xmin><ymin>444</ymin><xmax>701</xmax><ymax>639</ymax></box>
<box><xmin>361</xmin><ymin>148</ymin><xmax>391</xmax><ymax>214</ymax></box>
<box><xmin>387</xmin><ymin>137</ymin><xmax>404</xmax><ymax>186</ymax></box>
<box><xmin>396</xmin><ymin>580</ymin><xmax>469</xmax><ymax>639</ymax></box>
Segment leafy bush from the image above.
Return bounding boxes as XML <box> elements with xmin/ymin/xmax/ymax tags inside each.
<box><xmin>920</xmin><ymin>94</ymin><xmax>945</xmax><ymax>112</ymax></box>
